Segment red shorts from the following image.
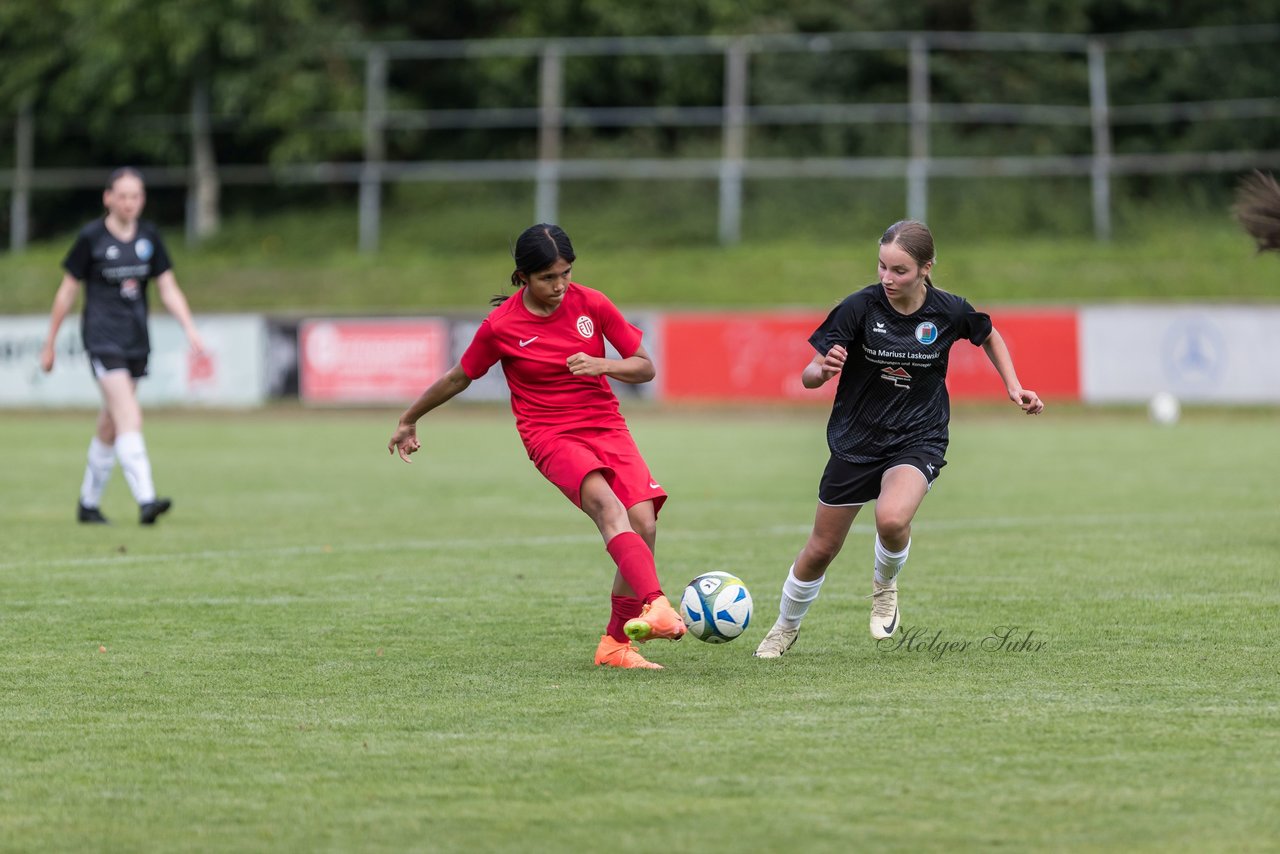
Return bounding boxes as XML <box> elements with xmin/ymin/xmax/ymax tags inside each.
<box><xmin>531</xmin><ymin>427</ymin><xmax>667</xmax><ymax>517</ymax></box>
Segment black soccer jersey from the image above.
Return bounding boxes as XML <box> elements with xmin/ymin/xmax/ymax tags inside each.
<box><xmin>62</xmin><ymin>219</ymin><xmax>173</xmax><ymax>358</ymax></box>
<box><xmin>809</xmin><ymin>283</ymin><xmax>992</xmax><ymax>462</ymax></box>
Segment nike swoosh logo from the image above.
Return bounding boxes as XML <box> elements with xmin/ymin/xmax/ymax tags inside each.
<box><xmin>881</xmin><ymin>608</ymin><xmax>899</xmax><ymax>635</ymax></box>
<box><xmin>519</xmin><ymin>337</ymin><xmax>538</xmax><ymax>347</ymax></box>
<box><xmin>649</xmin><ymin>483</ymin><xmax>661</xmax><ymax>489</ymax></box>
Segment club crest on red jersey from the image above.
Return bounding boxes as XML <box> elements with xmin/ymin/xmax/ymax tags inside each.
<box><xmin>576</xmin><ymin>315</ymin><xmax>594</xmax><ymax>338</ymax></box>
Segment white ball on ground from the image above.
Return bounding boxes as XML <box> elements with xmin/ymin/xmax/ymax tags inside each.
<box><xmin>1149</xmin><ymin>392</ymin><xmax>1181</xmax><ymax>426</ymax></box>
<box><xmin>679</xmin><ymin>572</ymin><xmax>753</xmax><ymax>643</ymax></box>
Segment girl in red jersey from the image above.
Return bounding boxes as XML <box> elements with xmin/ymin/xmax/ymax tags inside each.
<box><xmin>387</xmin><ymin>224</ymin><xmax>685</xmax><ymax>669</ymax></box>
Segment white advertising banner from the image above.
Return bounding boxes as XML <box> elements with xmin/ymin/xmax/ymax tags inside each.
<box><xmin>0</xmin><ymin>315</ymin><xmax>268</xmax><ymax>407</ymax></box>
<box><xmin>1080</xmin><ymin>306</ymin><xmax>1280</xmax><ymax>402</ymax></box>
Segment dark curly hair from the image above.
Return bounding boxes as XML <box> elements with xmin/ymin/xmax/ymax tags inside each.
<box><xmin>1234</xmin><ymin>170</ymin><xmax>1280</xmax><ymax>254</ymax></box>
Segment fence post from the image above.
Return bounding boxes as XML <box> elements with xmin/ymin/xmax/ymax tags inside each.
<box><xmin>718</xmin><ymin>39</ymin><xmax>749</xmax><ymax>245</ymax></box>
<box><xmin>10</xmin><ymin>102</ymin><xmax>33</xmax><ymax>253</ymax></box>
<box><xmin>186</xmin><ymin>76</ymin><xmax>221</xmax><ymax>246</ymax></box>
<box><xmin>1087</xmin><ymin>38</ymin><xmax>1113</xmax><ymax>241</ymax></box>
<box><xmin>359</xmin><ymin>47</ymin><xmax>388</xmax><ymax>254</ymax></box>
<box><xmin>907</xmin><ymin>36</ymin><xmax>930</xmax><ymax>222</ymax></box>
<box><xmin>535</xmin><ymin>44</ymin><xmax>564</xmax><ymax>225</ymax></box>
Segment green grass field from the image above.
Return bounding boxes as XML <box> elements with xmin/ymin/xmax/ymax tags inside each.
<box><xmin>2</xmin><ymin>406</ymin><xmax>1277</xmax><ymax>852</ymax></box>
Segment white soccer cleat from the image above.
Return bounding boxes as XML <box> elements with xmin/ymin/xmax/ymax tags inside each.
<box><xmin>752</xmin><ymin>624</ymin><xmax>799</xmax><ymax>658</ymax></box>
<box><xmin>868</xmin><ymin>578</ymin><xmax>899</xmax><ymax>639</ymax></box>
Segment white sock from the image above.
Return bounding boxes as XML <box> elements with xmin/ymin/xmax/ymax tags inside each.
<box><xmin>874</xmin><ymin>535</ymin><xmax>910</xmax><ymax>584</ymax></box>
<box><xmin>79</xmin><ymin>437</ymin><xmax>117</xmax><ymax>508</ymax></box>
<box><xmin>115</xmin><ymin>431</ymin><xmax>156</xmax><ymax>504</ymax></box>
<box><xmin>776</xmin><ymin>564</ymin><xmax>824</xmax><ymax>630</ymax></box>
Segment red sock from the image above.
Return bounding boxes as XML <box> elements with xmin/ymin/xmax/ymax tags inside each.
<box><xmin>606</xmin><ymin>594</ymin><xmax>644</xmax><ymax>642</ymax></box>
<box><xmin>605</xmin><ymin>531</ymin><xmax>662</xmax><ymax>604</ymax></box>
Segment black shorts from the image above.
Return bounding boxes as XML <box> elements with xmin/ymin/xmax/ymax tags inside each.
<box><xmin>89</xmin><ymin>353</ymin><xmax>149</xmax><ymax>380</ymax></box>
<box><xmin>818</xmin><ymin>450</ymin><xmax>946</xmax><ymax>506</ymax></box>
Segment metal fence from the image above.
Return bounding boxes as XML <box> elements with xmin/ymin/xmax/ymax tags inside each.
<box><xmin>4</xmin><ymin>24</ymin><xmax>1280</xmax><ymax>252</ymax></box>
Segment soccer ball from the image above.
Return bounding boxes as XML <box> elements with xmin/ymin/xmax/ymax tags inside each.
<box><xmin>679</xmin><ymin>572</ymin><xmax>753</xmax><ymax>644</ymax></box>
<box><xmin>1149</xmin><ymin>392</ymin><xmax>1181</xmax><ymax>426</ymax></box>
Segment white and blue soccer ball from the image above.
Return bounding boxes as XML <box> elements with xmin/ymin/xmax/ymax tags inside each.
<box><xmin>679</xmin><ymin>571</ymin><xmax>753</xmax><ymax>644</ymax></box>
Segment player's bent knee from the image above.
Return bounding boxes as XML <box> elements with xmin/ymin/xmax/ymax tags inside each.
<box><xmin>631</xmin><ymin>518</ymin><xmax>656</xmax><ymax>543</ymax></box>
<box><xmin>803</xmin><ymin>539</ymin><xmax>843</xmax><ymax>568</ymax></box>
<box><xmin>875</xmin><ymin>515</ymin><xmax>912</xmax><ymax>543</ymax></box>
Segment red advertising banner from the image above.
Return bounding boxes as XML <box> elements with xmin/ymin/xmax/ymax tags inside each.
<box><xmin>660</xmin><ymin>312</ymin><xmax>832</xmax><ymax>402</ymax></box>
<box><xmin>299</xmin><ymin>319</ymin><xmax>449</xmax><ymax>404</ymax></box>
<box><xmin>946</xmin><ymin>310</ymin><xmax>1079</xmax><ymax>400</ymax></box>
<box><xmin>660</xmin><ymin>309</ymin><xmax>1080</xmax><ymax>402</ymax></box>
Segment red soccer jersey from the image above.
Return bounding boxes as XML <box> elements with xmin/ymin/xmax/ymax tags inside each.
<box><xmin>460</xmin><ymin>283</ymin><xmax>644</xmax><ymax>456</ymax></box>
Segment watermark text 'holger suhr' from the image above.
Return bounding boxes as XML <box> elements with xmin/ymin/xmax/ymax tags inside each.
<box><xmin>877</xmin><ymin>625</ymin><xmax>1046</xmax><ymax>660</ymax></box>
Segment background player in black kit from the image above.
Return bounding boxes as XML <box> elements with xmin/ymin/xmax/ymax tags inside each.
<box><xmin>754</xmin><ymin>220</ymin><xmax>1043</xmax><ymax>658</ymax></box>
<box><xmin>39</xmin><ymin>168</ymin><xmax>204</xmax><ymax>525</ymax></box>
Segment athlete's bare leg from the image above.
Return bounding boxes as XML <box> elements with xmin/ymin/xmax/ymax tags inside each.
<box><xmin>612</xmin><ymin>499</ymin><xmax>657</xmax><ymax>596</ymax></box>
<box><xmin>875</xmin><ymin>465</ymin><xmax>931</xmax><ymax>551</ymax></box>
<box><xmin>792</xmin><ymin>502</ymin><xmax>861</xmax><ymax>582</ymax></box>
<box><xmin>96</xmin><ymin>371</ymin><xmax>142</xmax><ymax>436</ymax></box>
<box><xmin>579</xmin><ymin>471</ymin><xmax>641</xmax><ymax>596</ymax></box>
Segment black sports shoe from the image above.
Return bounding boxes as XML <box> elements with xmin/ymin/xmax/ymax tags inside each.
<box><xmin>139</xmin><ymin>498</ymin><xmax>173</xmax><ymax>525</ymax></box>
<box><xmin>77</xmin><ymin>502</ymin><xmax>110</xmax><ymax>524</ymax></box>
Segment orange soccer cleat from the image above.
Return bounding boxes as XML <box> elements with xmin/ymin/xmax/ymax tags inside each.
<box><xmin>623</xmin><ymin>595</ymin><xmax>687</xmax><ymax>643</ymax></box>
<box><xmin>594</xmin><ymin>635</ymin><xmax>663</xmax><ymax>670</ymax></box>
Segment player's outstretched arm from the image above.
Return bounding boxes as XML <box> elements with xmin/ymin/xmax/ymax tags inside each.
<box><xmin>40</xmin><ymin>274</ymin><xmax>81</xmax><ymax>373</ymax></box>
<box><xmin>981</xmin><ymin>329</ymin><xmax>1044</xmax><ymax>414</ymax></box>
<box><xmin>388</xmin><ymin>363</ymin><xmax>472</xmax><ymax>462</ymax></box>
<box><xmin>1234</xmin><ymin>170</ymin><xmax>1280</xmax><ymax>253</ymax></box>
<box><xmin>156</xmin><ymin>271</ymin><xmax>205</xmax><ymax>356</ymax></box>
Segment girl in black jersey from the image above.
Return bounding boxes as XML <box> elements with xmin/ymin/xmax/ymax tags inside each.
<box><xmin>754</xmin><ymin>220</ymin><xmax>1043</xmax><ymax>658</ymax></box>
<box><xmin>39</xmin><ymin>168</ymin><xmax>204</xmax><ymax>525</ymax></box>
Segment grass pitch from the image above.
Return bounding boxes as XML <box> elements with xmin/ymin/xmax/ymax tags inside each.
<box><xmin>1</xmin><ymin>406</ymin><xmax>1277</xmax><ymax>852</ymax></box>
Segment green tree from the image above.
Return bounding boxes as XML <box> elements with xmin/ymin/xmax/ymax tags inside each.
<box><xmin>1</xmin><ymin>0</ymin><xmax>362</xmax><ymax>238</ymax></box>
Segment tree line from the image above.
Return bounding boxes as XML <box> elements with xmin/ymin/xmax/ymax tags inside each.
<box><xmin>1</xmin><ymin>0</ymin><xmax>1276</xmax><ymax>238</ymax></box>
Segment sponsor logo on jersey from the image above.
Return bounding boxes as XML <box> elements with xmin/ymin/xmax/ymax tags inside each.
<box><xmin>576</xmin><ymin>315</ymin><xmax>594</xmax><ymax>338</ymax></box>
<box><xmin>880</xmin><ymin>366</ymin><xmax>912</xmax><ymax>389</ymax></box>
<box><xmin>135</xmin><ymin>238</ymin><xmax>153</xmax><ymax>261</ymax></box>
<box><xmin>105</xmin><ymin>245</ymin><xmax>120</xmax><ymax>260</ymax></box>
<box><xmin>120</xmin><ymin>279</ymin><xmax>141</xmax><ymax>300</ymax></box>
<box><xmin>914</xmin><ymin>322</ymin><xmax>938</xmax><ymax>344</ymax></box>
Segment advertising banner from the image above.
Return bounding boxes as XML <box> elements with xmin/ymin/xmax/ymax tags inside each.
<box><xmin>660</xmin><ymin>312</ymin><xmax>831</xmax><ymax>402</ymax></box>
<box><xmin>659</xmin><ymin>309</ymin><xmax>1080</xmax><ymax>402</ymax></box>
<box><xmin>299</xmin><ymin>318</ymin><xmax>450</xmax><ymax>404</ymax></box>
<box><xmin>946</xmin><ymin>309</ymin><xmax>1080</xmax><ymax>400</ymax></box>
<box><xmin>0</xmin><ymin>314</ymin><xmax>268</xmax><ymax>407</ymax></box>
<box><xmin>1080</xmin><ymin>306</ymin><xmax>1280</xmax><ymax>402</ymax></box>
